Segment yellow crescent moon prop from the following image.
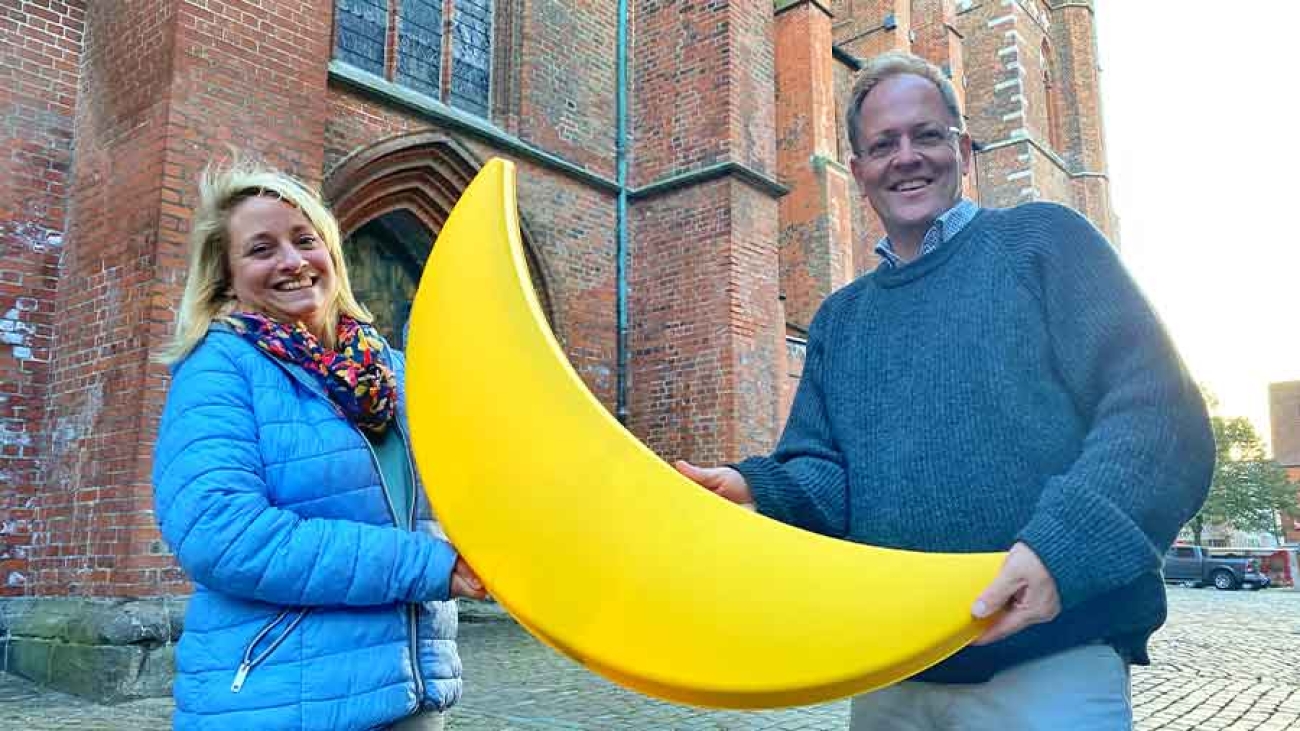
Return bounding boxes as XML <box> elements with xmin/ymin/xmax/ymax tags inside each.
<box><xmin>405</xmin><ymin>158</ymin><xmax>1007</xmax><ymax>709</ymax></box>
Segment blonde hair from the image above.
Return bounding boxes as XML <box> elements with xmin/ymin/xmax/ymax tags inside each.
<box><xmin>845</xmin><ymin>51</ymin><xmax>964</xmax><ymax>156</ymax></box>
<box><xmin>158</xmin><ymin>160</ymin><xmax>372</xmax><ymax>364</ymax></box>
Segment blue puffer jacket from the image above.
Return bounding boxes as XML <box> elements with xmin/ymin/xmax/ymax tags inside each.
<box><xmin>152</xmin><ymin>326</ymin><xmax>462</xmax><ymax>730</ymax></box>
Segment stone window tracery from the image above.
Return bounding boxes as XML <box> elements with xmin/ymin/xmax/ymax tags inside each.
<box><xmin>333</xmin><ymin>0</ymin><xmax>494</xmax><ymax>118</ymax></box>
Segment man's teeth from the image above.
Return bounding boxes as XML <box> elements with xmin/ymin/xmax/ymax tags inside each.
<box><xmin>895</xmin><ymin>180</ymin><xmax>929</xmax><ymax>192</ymax></box>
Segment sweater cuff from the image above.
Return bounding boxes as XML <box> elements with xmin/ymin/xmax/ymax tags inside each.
<box><xmin>732</xmin><ymin>456</ymin><xmax>802</xmax><ymax>527</ymax></box>
<box><xmin>1016</xmin><ymin>487</ymin><xmax>1158</xmax><ymax>610</ymax></box>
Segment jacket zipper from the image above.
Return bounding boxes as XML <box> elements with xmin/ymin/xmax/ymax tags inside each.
<box><xmin>231</xmin><ymin>608</ymin><xmax>311</xmax><ymax>692</ymax></box>
<box><xmin>359</xmin><ymin>421</ymin><xmax>427</xmax><ymax>706</ymax></box>
<box><xmin>394</xmin><ymin>419</ymin><xmax>427</xmax><ymax>705</ymax></box>
<box><xmin>249</xmin><ymin>341</ymin><xmax>428</xmax><ymax>706</ymax></box>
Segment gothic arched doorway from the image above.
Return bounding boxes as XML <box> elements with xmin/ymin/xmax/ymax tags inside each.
<box><xmin>325</xmin><ymin>131</ymin><xmax>556</xmax><ymax>349</ymax></box>
<box><xmin>342</xmin><ymin>208</ymin><xmax>431</xmax><ymax>350</ymax></box>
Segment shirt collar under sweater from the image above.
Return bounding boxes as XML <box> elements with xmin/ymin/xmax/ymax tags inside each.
<box><xmin>874</xmin><ymin>199</ymin><xmax>980</xmax><ymax>270</ymax></box>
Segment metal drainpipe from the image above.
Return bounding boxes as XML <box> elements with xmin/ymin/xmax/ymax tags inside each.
<box><xmin>615</xmin><ymin>0</ymin><xmax>630</xmax><ymax>424</ymax></box>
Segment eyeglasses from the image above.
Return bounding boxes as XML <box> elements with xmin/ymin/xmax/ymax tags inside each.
<box><xmin>860</xmin><ymin>126</ymin><xmax>963</xmax><ymax>162</ymax></box>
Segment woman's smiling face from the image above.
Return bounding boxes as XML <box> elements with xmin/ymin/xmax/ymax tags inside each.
<box><xmin>226</xmin><ymin>194</ymin><xmax>337</xmax><ymax>338</ymax></box>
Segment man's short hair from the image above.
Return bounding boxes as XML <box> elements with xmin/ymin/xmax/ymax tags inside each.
<box><xmin>845</xmin><ymin>51</ymin><xmax>965</xmax><ymax>156</ymax></box>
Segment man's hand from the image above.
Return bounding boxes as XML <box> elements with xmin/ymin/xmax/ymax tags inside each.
<box><xmin>970</xmin><ymin>541</ymin><xmax>1060</xmax><ymax>645</ymax></box>
<box><xmin>673</xmin><ymin>461</ymin><xmax>756</xmax><ymax>507</ymax></box>
<box><xmin>450</xmin><ymin>556</ymin><xmax>488</xmax><ymax>600</ymax></box>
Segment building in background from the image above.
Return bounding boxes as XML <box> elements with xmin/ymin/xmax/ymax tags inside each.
<box><xmin>1270</xmin><ymin>381</ymin><xmax>1300</xmax><ymax>544</ymax></box>
<box><xmin>0</xmin><ymin>0</ymin><xmax>1115</xmax><ymax>698</ymax></box>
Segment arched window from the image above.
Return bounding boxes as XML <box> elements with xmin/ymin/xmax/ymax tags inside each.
<box><xmin>333</xmin><ymin>0</ymin><xmax>494</xmax><ymax>118</ymax></box>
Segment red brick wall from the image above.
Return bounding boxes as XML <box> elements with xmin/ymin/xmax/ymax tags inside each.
<box><xmin>726</xmin><ymin>183</ymin><xmax>784</xmax><ymax>452</ymax></box>
<box><xmin>1050</xmin><ymin>4</ymin><xmax>1102</xmax><ymax>172</ymax></box>
<box><xmin>774</xmin><ymin>3</ymin><xmax>852</xmax><ymax>332</ymax></box>
<box><xmin>630</xmin><ymin>185</ymin><xmax>733</xmax><ymax>461</ymax></box>
<box><xmin>1017</xmin><ymin>5</ymin><xmax>1053</xmax><ymax>149</ymax></box>
<box><xmin>1032</xmin><ymin>139</ymin><xmax>1072</xmax><ymax>203</ymax></box>
<box><xmin>910</xmin><ymin>0</ymin><xmax>960</xmax><ymax>83</ymax></box>
<box><xmin>28</xmin><ymin>0</ymin><xmax>332</xmax><ymax>598</ymax></box>
<box><xmin>832</xmin><ymin>8</ymin><xmax>881</xmax><ymax>280</ymax></box>
<box><xmin>323</xmin><ymin>86</ymin><xmax>426</xmax><ymax>168</ymax></box>
<box><xmin>950</xmin><ymin>0</ymin><xmax>1115</xmax><ymax>241</ymax></box>
<box><xmin>1271</xmin><ymin>382</ymin><xmax>1300</xmax><ymax>469</ymax></box>
<box><xmin>633</xmin><ymin>3</ymin><xmax>729</xmax><ymax>184</ymax></box>
<box><xmin>831</xmin><ymin>0</ymin><xmax>910</xmax><ymax>54</ymax></box>
<box><xmin>833</xmin><ymin>57</ymin><xmax>887</xmax><ymax>279</ymax></box>
<box><xmin>953</xmin><ymin>1</ymin><xmax>1115</xmax><ymax>240</ymax></box>
<box><xmin>0</xmin><ymin>0</ymin><xmax>84</xmax><ymax>597</ymax></box>
<box><xmin>168</xmin><ymin>0</ymin><xmax>331</xmax><ymax>182</ymax></box>
<box><xmin>25</xmin><ymin>1</ymin><xmax>176</xmax><ymax>598</ymax></box>
<box><xmin>629</xmin><ymin>180</ymin><xmax>782</xmax><ymax>463</ymax></box>
<box><xmin>957</xmin><ymin>0</ymin><xmax>1038</xmax><ymax>210</ymax></box>
<box><xmin>630</xmin><ymin>0</ymin><xmax>777</xmax><ymax>183</ymax></box>
<box><xmin>731</xmin><ymin>0</ymin><xmax>777</xmax><ymax>177</ymax></box>
<box><xmin>1053</xmin><ymin>4</ymin><xmax>1115</xmax><ymax>241</ymax></box>
<box><xmin>515</xmin><ymin>0</ymin><xmax>617</xmax><ymax>176</ymax></box>
<box><xmin>957</xmin><ymin>3</ymin><xmax>1029</xmax><ymax>152</ymax></box>
<box><xmin>629</xmin><ymin>0</ymin><xmax>784</xmax><ymax>463</ymax></box>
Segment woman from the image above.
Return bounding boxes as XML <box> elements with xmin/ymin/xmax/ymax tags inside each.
<box><xmin>152</xmin><ymin>161</ymin><xmax>485</xmax><ymax>730</ymax></box>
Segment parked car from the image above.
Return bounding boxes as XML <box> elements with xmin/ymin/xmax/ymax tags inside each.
<box><xmin>1163</xmin><ymin>545</ymin><xmax>1271</xmax><ymax>590</ymax></box>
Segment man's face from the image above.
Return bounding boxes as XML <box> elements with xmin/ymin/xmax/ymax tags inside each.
<box><xmin>849</xmin><ymin>74</ymin><xmax>971</xmax><ymax>248</ymax></box>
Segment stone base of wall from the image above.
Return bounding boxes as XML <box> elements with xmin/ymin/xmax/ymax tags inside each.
<box><xmin>0</xmin><ymin>596</ymin><xmax>512</xmax><ymax>703</ymax></box>
<box><xmin>0</xmin><ymin>597</ymin><xmax>184</xmax><ymax>703</ymax></box>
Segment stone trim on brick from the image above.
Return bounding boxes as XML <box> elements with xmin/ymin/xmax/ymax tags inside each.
<box><xmin>774</xmin><ymin>0</ymin><xmax>834</xmax><ymax>19</ymax></box>
<box><xmin>330</xmin><ymin>60</ymin><xmax>621</xmax><ymax>195</ymax></box>
<box><xmin>978</xmin><ymin>132</ymin><xmax>1107</xmax><ymax>179</ymax></box>
<box><xmin>1047</xmin><ymin>1</ymin><xmax>1093</xmax><ymax>13</ymax></box>
<box><xmin>833</xmin><ymin>44</ymin><xmax>863</xmax><ymax>70</ymax></box>
<box><xmin>629</xmin><ymin>162</ymin><xmax>789</xmax><ymax>203</ymax></box>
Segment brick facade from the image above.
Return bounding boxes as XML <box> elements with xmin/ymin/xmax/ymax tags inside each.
<box><xmin>0</xmin><ymin>0</ymin><xmax>1117</xmax><ymax>698</ymax></box>
<box><xmin>1269</xmin><ymin>382</ymin><xmax>1300</xmax><ymax>545</ymax></box>
<box><xmin>952</xmin><ymin>0</ymin><xmax>1116</xmax><ymax>241</ymax></box>
<box><xmin>1269</xmin><ymin>382</ymin><xmax>1300</xmax><ymax>469</ymax></box>
<box><xmin>1</xmin><ymin>0</ymin><xmax>85</xmax><ymax>597</ymax></box>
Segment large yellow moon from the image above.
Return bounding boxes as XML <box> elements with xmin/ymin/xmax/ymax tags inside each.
<box><xmin>404</xmin><ymin>158</ymin><xmax>1006</xmax><ymax>709</ymax></box>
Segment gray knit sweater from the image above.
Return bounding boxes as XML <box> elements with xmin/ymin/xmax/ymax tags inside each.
<box><xmin>735</xmin><ymin>202</ymin><xmax>1213</xmax><ymax>683</ymax></box>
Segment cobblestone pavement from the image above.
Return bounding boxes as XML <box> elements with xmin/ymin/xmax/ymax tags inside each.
<box><xmin>2</xmin><ymin>587</ymin><xmax>1298</xmax><ymax>730</ymax></box>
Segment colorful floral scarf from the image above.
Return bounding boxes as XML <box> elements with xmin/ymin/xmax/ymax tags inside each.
<box><xmin>224</xmin><ymin>311</ymin><xmax>398</xmax><ymax>434</ymax></box>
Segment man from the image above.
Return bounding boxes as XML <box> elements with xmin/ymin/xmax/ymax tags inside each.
<box><xmin>676</xmin><ymin>51</ymin><xmax>1212</xmax><ymax>730</ymax></box>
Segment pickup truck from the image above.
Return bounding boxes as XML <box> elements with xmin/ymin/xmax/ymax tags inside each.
<box><xmin>1163</xmin><ymin>545</ymin><xmax>1271</xmax><ymax>590</ymax></box>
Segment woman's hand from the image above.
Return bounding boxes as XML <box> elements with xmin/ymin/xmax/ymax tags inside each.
<box><xmin>450</xmin><ymin>556</ymin><xmax>488</xmax><ymax>600</ymax></box>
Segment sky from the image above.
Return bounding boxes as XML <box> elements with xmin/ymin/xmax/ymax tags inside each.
<box><xmin>1093</xmin><ymin>3</ymin><xmax>1300</xmax><ymax>451</ymax></box>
